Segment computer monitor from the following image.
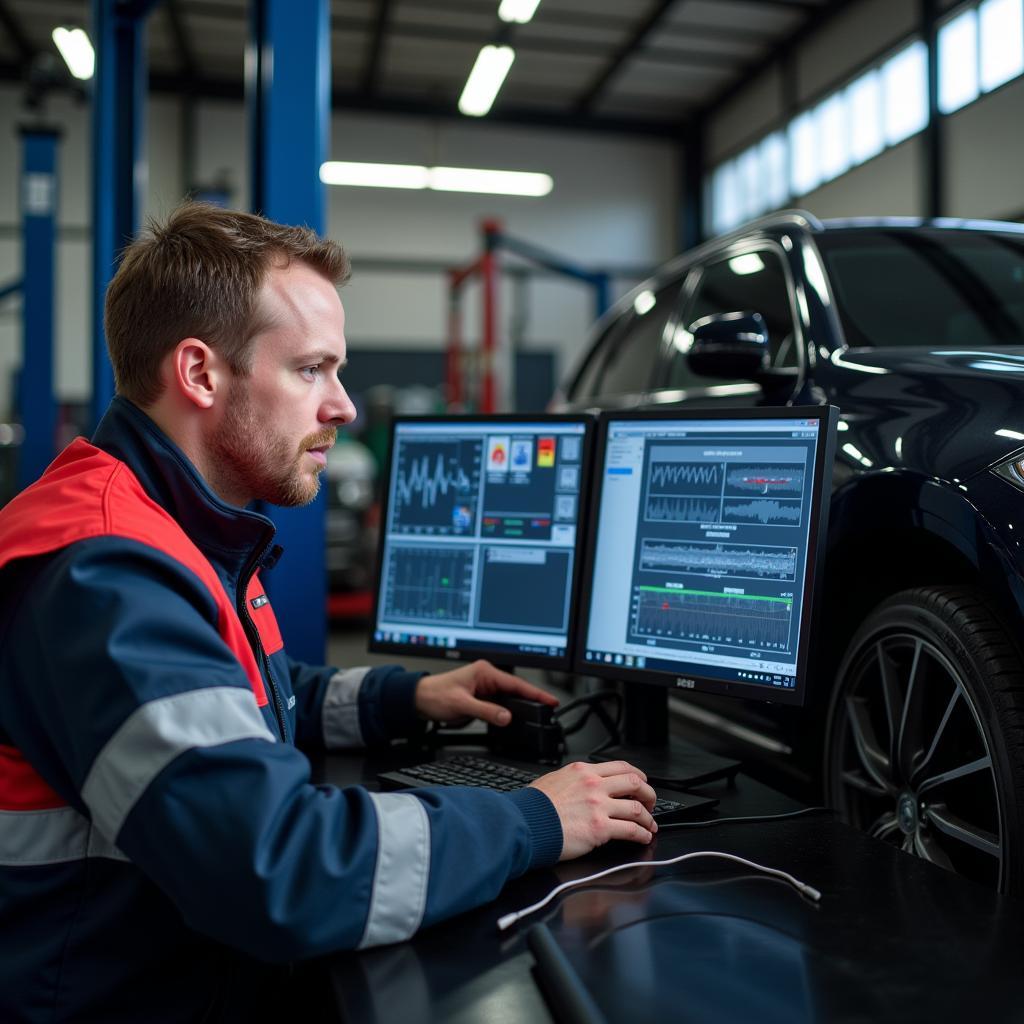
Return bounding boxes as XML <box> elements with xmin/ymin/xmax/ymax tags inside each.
<box><xmin>574</xmin><ymin>407</ymin><xmax>837</xmax><ymax>781</ymax></box>
<box><xmin>370</xmin><ymin>415</ymin><xmax>594</xmax><ymax>671</ymax></box>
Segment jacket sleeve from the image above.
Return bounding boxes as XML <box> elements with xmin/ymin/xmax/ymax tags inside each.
<box><xmin>1</xmin><ymin>539</ymin><xmax>563</xmax><ymax>961</ymax></box>
<box><xmin>288</xmin><ymin>658</ymin><xmax>428</xmax><ymax>753</ymax></box>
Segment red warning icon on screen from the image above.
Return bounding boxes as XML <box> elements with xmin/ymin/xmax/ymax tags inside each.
<box><xmin>537</xmin><ymin>437</ymin><xmax>556</xmax><ymax>468</ymax></box>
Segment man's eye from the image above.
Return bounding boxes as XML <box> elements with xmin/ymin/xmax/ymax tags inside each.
<box><xmin>301</xmin><ymin>365</ymin><xmax>321</xmax><ymax>380</ymax></box>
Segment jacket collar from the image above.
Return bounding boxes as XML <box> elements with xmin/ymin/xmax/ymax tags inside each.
<box><xmin>91</xmin><ymin>397</ymin><xmax>276</xmax><ymax>589</ymax></box>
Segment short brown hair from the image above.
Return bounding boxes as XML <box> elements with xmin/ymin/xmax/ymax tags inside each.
<box><xmin>104</xmin><ymin>202</ymin><xmax>351</xmax><ymax>407</ymax></box>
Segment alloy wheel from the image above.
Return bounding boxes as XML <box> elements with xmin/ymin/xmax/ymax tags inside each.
<box><xmin>831</xmin><ymin>630</ymin><xmax>1004</xmax><ymax>889</ymax></box>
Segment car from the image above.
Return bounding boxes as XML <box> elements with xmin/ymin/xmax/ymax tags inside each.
<box><xmin>550</xmin><ymin>210</ymin><xmax>1024</xmax><ymax>895</ymax></box>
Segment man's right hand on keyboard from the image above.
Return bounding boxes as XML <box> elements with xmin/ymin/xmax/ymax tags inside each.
<box><xmin>528</xmin><ymin>760</ymin><xmax>658</xmax><ymax>860</ymax></box>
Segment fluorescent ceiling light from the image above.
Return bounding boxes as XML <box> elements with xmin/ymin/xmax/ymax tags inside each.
<box><xmin>430</xmin><ymin>166</ymin><xmax>552</xmax><ymax>196</ymax></box>
<box><xmin>459</xmin><ymin>45</ymin><xmax>515</xmax><ymax>117</ymax></box>
<box><xmin>52</xmin><ymin>26</ymin><xmax>94</xmax><ymax>80</ymax></box>
<box><xmin>728</xmin><ymin>253</ymin><xmax>765</xmax><ymax>276</ymax></box>
<box><xmin>499</xmin><ymin>0</ymin><xmax>542</xmax><ymax>23</ymax></box>
<box><xmin>319</xmin><ymin>161</ymin><xmax>553</xmax><ymax>197</ymax></box>
<box><xmin>319</xmin><ymin>162</ymin><xmax>429</xmax><ymax>189</ymax></box>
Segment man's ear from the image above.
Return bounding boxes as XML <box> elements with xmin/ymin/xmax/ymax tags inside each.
<box><xmin>168</xmin><ymin>338</ymin><xmax>227</xmax><ymax>410</ymax></box>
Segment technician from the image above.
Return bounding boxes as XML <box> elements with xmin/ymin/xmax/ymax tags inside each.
<box><xmin>0</xmin><ymin>203</ymin><xmax>656</xmax><ymax>1023</ymax></box>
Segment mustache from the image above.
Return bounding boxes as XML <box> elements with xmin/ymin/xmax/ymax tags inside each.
<box><xmin>301</xmin><ymin>427</ymin><xmax>337</xmax><ymax>452</ymax></box>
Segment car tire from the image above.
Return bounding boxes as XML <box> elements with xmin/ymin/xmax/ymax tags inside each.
<box><xmin>824</xmin><ymin>586</ymin><xmax>1024</xmax><ymax>894</ymax></box>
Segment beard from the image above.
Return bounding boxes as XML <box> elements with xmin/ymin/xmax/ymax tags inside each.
<box><xmin>209</xmin><ymin>385</ymin><xmax>335</xmax><ymax>508</ymax></box>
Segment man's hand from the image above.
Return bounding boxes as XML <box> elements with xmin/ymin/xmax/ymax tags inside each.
<box><xmin>528</xmin><ymin>760</ymin><xmax>658</xmax><ymax>860</ymax></box>
<box><xmin>414</xmin><ymin>659</ymin><xmax>559</xmax><ymax>727</ymax></box>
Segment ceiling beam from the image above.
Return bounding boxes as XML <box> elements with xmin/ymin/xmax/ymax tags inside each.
<box><xmin>113</xmin><ymin>65</ymin><xmax>687</xmax><ymax>139</ymax></box>
<box><xmin>574</xmin><ymin>0</ymin><xmax>678</xmax><ymax>114</ymax></box>
<box><xmin>720</xmin><ymin>0</ymin><xmax>824</xmax><ymax>9</ymax></box>
<box><xmin>335</xmin><ymin>16</ymin><xmax>738</xmax><ymax>70</ymax></box>
<box><xmin>0</xmin><ymin>0</ymin><xmax>34</xmax><ymax>66</ymax></box>
<box><xmin>361</xmin><ymin>0</ymin><xmax>393</xmax><ymax>96</ymax></box>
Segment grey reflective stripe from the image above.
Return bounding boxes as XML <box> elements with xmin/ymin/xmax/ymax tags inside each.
<box><xmin>358</xmin><ymin>792</ymin><xmax>431</xmax><ymax>949</ymax></box>
<box><xmin>82</xmin><ymin>686</ymin><xmax>275</xmax><ymax>841</ymax></box>
<box><xmin>0</xmin><ymin>807</ymin><xmax>130</xmax><ymax>866</ymax></box>
<box><xmin>322</xmin><ymin>667</ymin><xmax>369</xmax><ymax>749</ymax></box>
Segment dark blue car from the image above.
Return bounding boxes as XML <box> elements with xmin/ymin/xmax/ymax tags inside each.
<box><xmin>552</xmin><ymin>211</ymin><xmax>1024</xmax><ymax>895</ymax></box>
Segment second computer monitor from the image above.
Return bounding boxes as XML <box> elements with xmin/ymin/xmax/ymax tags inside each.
<box><xmin>576</xmin><ymin>407</ymin><xmax>837</xmax><ymax>707</ymax></box>
<box><xmin>370</xmin><ymin>415</ymin><xmax>593</xmax><ymax>670</ymax></box>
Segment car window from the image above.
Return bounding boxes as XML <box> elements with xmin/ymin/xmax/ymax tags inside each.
<box><xmin>817</xmin><ymin>229</ymin><xmax>1024</xmax><ymax>347</ymax></box>
<box><xmin>667</xmin><ymin>249</ymin><xmax>797</xmax><ymax>390</ymax></box>
<box><xmin>594</xmin><ymin>281</ymin><xmax>682</xmax><ymax>397</ymax></box>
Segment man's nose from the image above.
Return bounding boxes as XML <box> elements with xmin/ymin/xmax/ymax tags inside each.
<box><xmin>322</xmin><ymin>377</ymin><xmax>357</xmax><ymax>426</ymax></box>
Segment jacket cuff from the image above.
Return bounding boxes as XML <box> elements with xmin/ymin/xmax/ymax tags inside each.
<box><xmin>357</xmin><ymin>666</ymin><xmax>428</xmax><ymax>746</ymax></box>
<box><xmin>505</xmin><ymin>787</ymin><xmax>563</xmax><ymax>869</ymax></box>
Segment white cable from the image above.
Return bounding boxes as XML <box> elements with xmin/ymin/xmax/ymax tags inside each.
<box><xmin>496</xmin><ymin>850</ymin><xmax>821</xmax><ymax>932</ymax></box>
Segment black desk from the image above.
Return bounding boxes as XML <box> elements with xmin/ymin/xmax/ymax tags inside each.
<box><xmin>315</xmin><ymin>747</ymin><xmax>1024</xmax><ymax>1024</ymax></box>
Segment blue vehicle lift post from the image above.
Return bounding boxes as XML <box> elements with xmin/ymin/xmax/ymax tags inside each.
<box><xmin>17</xmin><ymin>126</ymin><xmax>60</xmax><ymax>489</ymax></box>
<box><xmin>248</xmin><ymin>0</ymin><xmax>331</xmax><ymax>663</ymax></box>
<box><xmin>90</xmin><ymin>0</ymin><xmax>159</xmax><ymax>431</ymax></box>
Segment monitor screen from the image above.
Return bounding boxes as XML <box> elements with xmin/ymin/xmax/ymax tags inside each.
<box><xmin>576</xmin><ymin>408</ymin><xmax>836</xmax><ymax>707</ymax></box>
<box><xmin>370</xmin><ymin>415</ymin><xmax>593</xmax><ymax>669</ymax></box>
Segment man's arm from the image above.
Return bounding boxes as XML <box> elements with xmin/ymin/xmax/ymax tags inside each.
<box><xmin>289</xmin><ymin>656</ymin><xmax>560</xmax><ymax>753</ymax></box>
<box><xmin>2</xmin><ymin>540</ymin><xmax>654</xmax><ymax>959</ymax></box>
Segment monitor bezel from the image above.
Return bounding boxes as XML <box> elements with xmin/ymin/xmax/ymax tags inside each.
<box><xmin>572</xmin><ymin>405</ymin><xmax>838</xmax><ymax>707</ymax></box>
<box><xmin>369</xmin><ymin>413</ymin><xmax>596</xmax><ymax>671</ymax></box>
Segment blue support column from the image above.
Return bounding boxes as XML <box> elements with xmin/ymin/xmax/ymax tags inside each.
<box><xmin>18</xmin><ymin>128</ymin><xmax>59</xmax><ymax>489</ymax></box>
<box><xmin>248</xmin><ymin>0</ymin><xmax>330</xmax><ymax>663</ymax></box>
<box><xmin>91</xmin><ymin>0</ymin><xmax>149</xmax><ymax>431</ymax></box>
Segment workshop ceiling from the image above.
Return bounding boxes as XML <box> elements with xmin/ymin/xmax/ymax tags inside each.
<box><xmin>0</xmin><ymin>0</ymin><xmax>850</xmax><ymax>136</ymax></box>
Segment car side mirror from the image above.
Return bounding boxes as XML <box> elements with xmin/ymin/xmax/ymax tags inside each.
<box><xmin>688</xmin><ymin>311</ymin><xmax>770</xmax><ymax>379</ymax></box>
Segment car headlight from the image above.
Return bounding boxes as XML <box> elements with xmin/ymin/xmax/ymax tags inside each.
<box><xmin>992</xmin><ymin>453</ymin><xmax>1024</xmax><ymax>491</ymax></box>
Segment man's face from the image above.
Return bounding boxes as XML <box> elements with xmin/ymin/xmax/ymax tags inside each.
<box><xmin>209</xmin><ymin>261</ymin><xmax>356</xmax><ymax>508</ymax></box>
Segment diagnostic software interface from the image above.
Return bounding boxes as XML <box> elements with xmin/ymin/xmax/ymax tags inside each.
<box><xmin>373</xmin><ymin>418</ymin><xmax>588</xmax><ymax>662</ymax></box>
<box><xmin>580</xmin><ymin>413</ymin><xmax>830</xmax><ymax>698</ymax></box>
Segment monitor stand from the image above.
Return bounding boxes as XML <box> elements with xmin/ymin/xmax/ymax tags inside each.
<box><xmin>590</xmin><ymin>681</ymin><xmax>741</xmax><ymax>789</ymax></box>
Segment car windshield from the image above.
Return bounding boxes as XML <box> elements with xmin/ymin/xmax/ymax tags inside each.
<box><xmin>816</xmin><ymin>228</ymin><xmax>1024</xmax><ymax>348</ymax></box>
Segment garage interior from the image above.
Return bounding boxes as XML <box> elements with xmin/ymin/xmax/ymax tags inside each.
<box><xmin>2</xmin><ymin>1</ymin><xmax>1024</xmax><ymax>1021</ymax></box>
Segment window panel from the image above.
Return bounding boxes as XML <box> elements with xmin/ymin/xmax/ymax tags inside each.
<box><xmin>816</xmin><ymin>92</ymin><xmax>850</xmax><ymax>182</ymax></box>
<box><xmin>738</xmin><ymin>146</ymin><xmax>763</xmax><ymax>220</ymax></box>
<box><xmin>760</xmin><ymin>132</ymin><xmax>789</xmax><ymax>210</ymax></box>
<box><xmin>712</xmin><ymin>161</ymin><xmax>742</xmax><ymax>236</ymax></box>
<box><xmin>882</xmin><ymin>41</ymin><xmax>929</xmax><ymax>145</ymax></box>
<box><xmin>980</xmin><ymin>0</ymin><xmax>1024</xmax><ymax>91</ymax></box>
<box><xmin>938</xmin><ymin>8</ymin><xmax>980</xmax><ymax>113</ymax></box>
<box><xmin>788</xmin><ymin>111</ymin><xmax>820</xmax><ymax>196</ymax></box>
<box><xmin>846</xmin><ymin>69</ymin><xmax>884</xmax><ymax>165</ymax></box>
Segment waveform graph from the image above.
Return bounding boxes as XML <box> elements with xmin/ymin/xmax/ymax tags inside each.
<box><xmin>724</xmin><ymin>463</ymin><xmax>805</xmax><ymax>498</ymax></box>
<box><xmin>645</xmin><ymin>496</ymin><xmax>721</xmax><ymax>524</ymax></box>
<box><xmin>648</xmin><ymin>460</ymin><xmax>722</xmax><ymax>496</ymax></box>
<box><xmin>382</xmin><ymin>545</ymin><xmax>474</xmax><ymax>624</ymax></box>
<box><xmin>722</xmin><ymin>498</ymin><xmax>802</xmax><ymax>527</ymax></box>
<box><xmin>391</xmin><ymin>439</ymin><xmax>482</xmax><ymax>535</ymax></box>
<box><xmin>632</xmin><ymin>586</ymin><xmax>793</xmax><ymax>649</ymax></box>
<box><xmin>639</xmin><ymin>539</ymin><xmax>798</xmax><ymax>581</ymax></box>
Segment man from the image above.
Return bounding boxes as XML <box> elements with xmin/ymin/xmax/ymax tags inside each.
<box><xmin>0</xmin><ymin>203</ymin><xmax>656</xmax><ymax>1022</ymax></box>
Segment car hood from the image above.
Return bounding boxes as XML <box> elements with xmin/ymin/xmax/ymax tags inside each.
<box><xmin>820</xmin><ymin>346</ymin><xmax>1024</xmax><ymax>482</ymax></box>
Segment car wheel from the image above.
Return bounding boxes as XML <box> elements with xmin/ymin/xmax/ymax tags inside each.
<box><xmin>824</xmin><ymin>586</ymin><xmax>1024</xmax><ymax>894</ymax></box>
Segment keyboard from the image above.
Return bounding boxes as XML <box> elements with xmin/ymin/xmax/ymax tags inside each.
<box><xmin>378</xmin><ymin>754</ymin><xmax>717</xmax><ymax>824</ymax></box>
